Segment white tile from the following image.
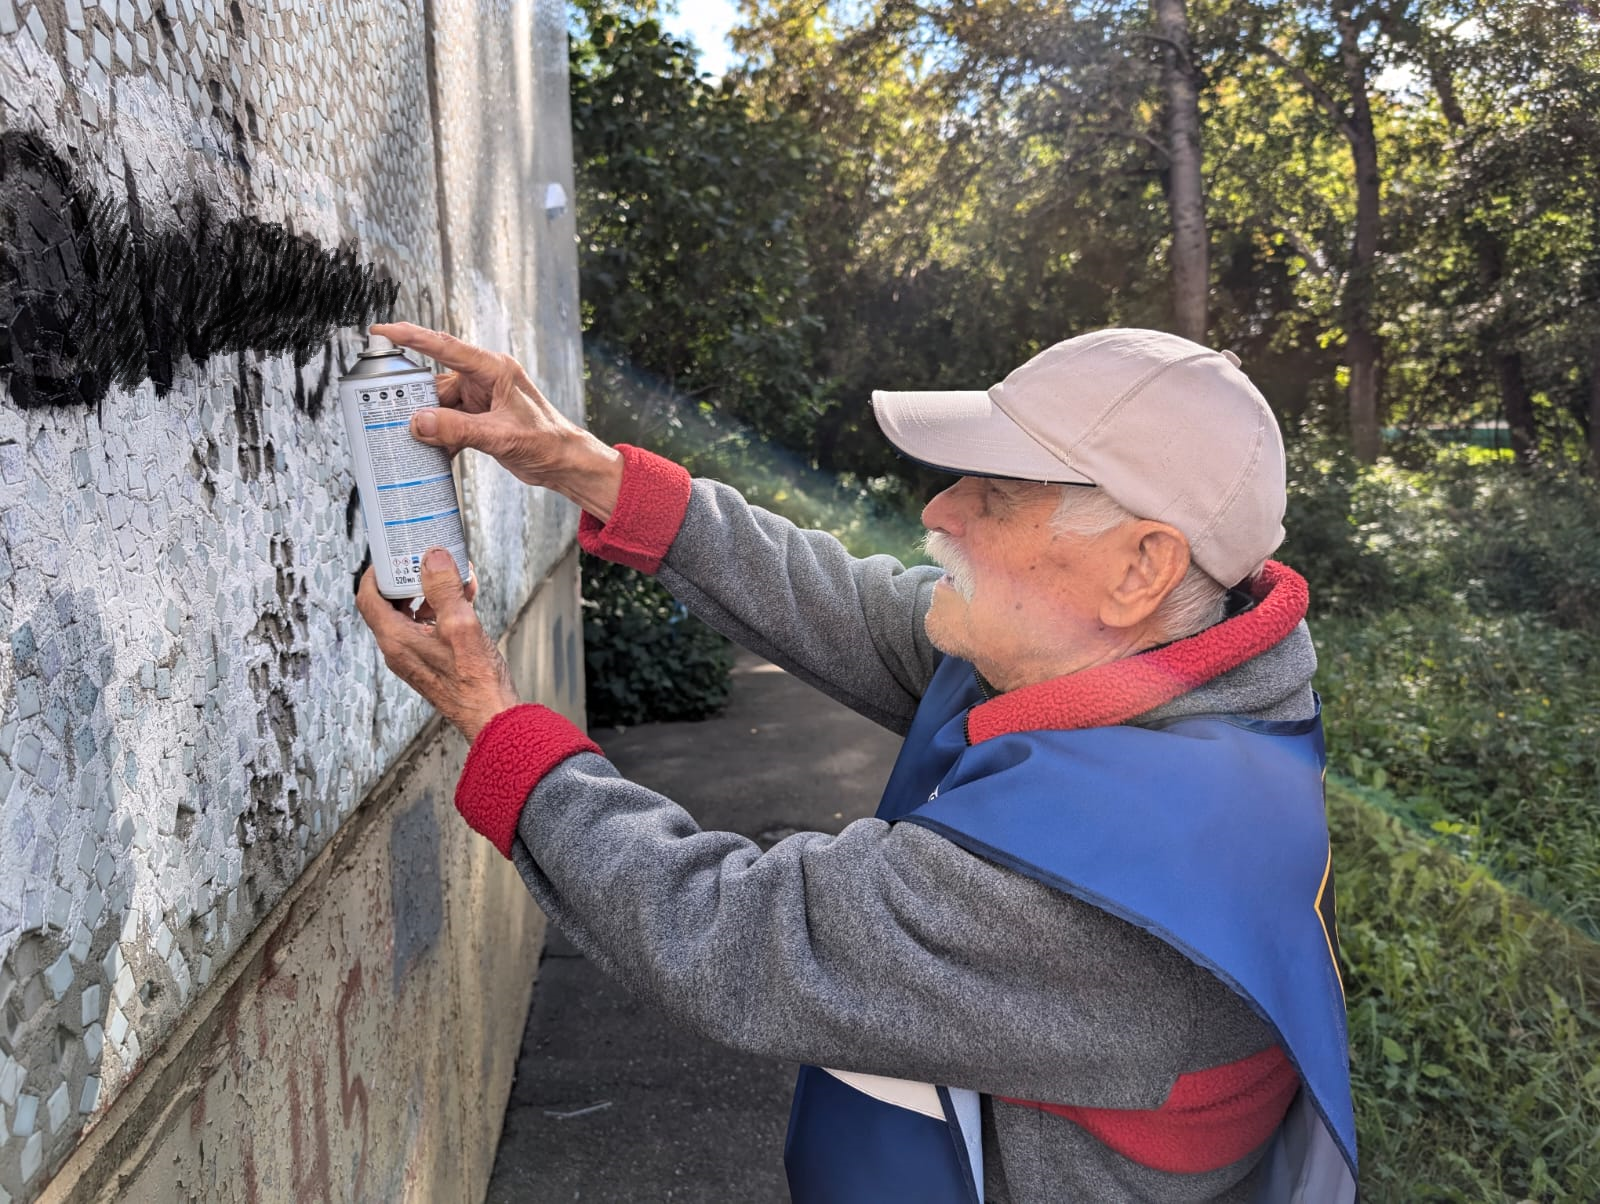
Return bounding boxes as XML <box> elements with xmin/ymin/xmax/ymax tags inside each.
<box><xmin>46</xmin><ymin>1081</ymin><xmax>69</xmax><ymax>1132</ymax></box>
<box><xmin>13</xmin><ymin>1092</ymin><xmax>38</xmax><ymax>1136</ymax></box>
<box><xmin>48</xmin><ymin>886</ymin><xmax>72</xmax><ymax>930</ymax></box>
<box><xmin>21</xmin><ymin>1131</ymin><xmax>43</xmax><ymax>1182</ymax></box>
<box><xmin>0</xmin><ymin>1056</ymin><xmax>21</xmax><ymax>1106</ymax></box>
<box><xmin>45</xmin><ymin>951</ymin><xmax>74</xmax><ymax>999</ymax></box>
<box><xmin>24</xmin><ymin>6</ymin><xmax>48</xmax><ymax>51</ymax></box>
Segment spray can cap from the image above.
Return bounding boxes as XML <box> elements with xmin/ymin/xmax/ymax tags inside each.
<box><xmin>364</xmin><ymin>332</ymin><xmax>396</xmax><ymax>355</ymax></box>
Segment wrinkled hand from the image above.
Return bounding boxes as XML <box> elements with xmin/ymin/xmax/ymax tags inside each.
<box><xmin>355</xmin><ymin>547</ymin><xmax>521</xmax><ymax>742</ymax></box>
<box><xmin>369</xmin><ymin>322</ymin><xmax>622</xmax><ymax>520</ymax></box>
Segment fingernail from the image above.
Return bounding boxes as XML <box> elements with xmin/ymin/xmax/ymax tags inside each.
<box><xmin>412</xmin><ymin>410</ymin><xmax>438</xmax><ymax>438</ymax></box>
<box><xmin>424</xmin><ymin>547</ymin><xmax>451</xmax><ymax>571</ymax></box>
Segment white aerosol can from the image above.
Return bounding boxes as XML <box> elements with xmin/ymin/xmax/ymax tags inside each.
<box><xmin>340</xmin><ymin>333</ymin><xmax>470</xmax><ymax>599</ymax></box>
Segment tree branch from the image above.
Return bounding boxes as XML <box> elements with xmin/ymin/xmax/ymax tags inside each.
<box><xmin>1260</xmin><ymin>43</ymin><xmax>1356</xmax><ymax>142</ymax></box>
<box><xmin>1132</xmin><ymin>30</ymin><xmax>1193</xmax><ymax>72</ymax></box>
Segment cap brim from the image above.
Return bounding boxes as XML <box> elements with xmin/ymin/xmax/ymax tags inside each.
<box><xmin>870</xmin><ymin>389</ymin><xmax>1092</xmax><ymax>483</ymax></box>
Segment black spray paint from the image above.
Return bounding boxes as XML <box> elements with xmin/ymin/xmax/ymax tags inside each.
<box><xmin>0</xmin><ymin>131</ymin><xmax>399</xmax><ymax>411</ymax></box>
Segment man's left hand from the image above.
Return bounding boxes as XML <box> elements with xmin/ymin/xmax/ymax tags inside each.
<box><xmin>355</xmin><ymin>548</ymin><xmax>521</xmax><ymax>742</ymax></box>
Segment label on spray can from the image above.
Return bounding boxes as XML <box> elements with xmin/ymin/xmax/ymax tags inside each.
<box><xmin>340</xmin><ymin>334</ymin><xmax>471</xmax><ymax>599</ymax></box>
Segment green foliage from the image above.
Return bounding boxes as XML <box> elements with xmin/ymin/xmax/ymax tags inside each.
<box><xmin>582</xmin><ymin>558</ymin><xmax>735</xmax><ymax>727</ymax></box>
<box><xmin>1318</xmin><ymin>605</ymin><xmax>1600</xmax><ymax>936</ymax></box>
<box><xmin>1331</xmin><ymin>780</ymin><xmax>1600</xmax><ymax>1200</ymax></box>
<box><xmin>1287</xmin><ymin>451</ymin><xmax>1600</xmax><ymax>932</ymax></box>
<box><xmin>1285</xmin><ymin>447</ymin><xmax>1600</xmax><ymax>632</ymax></box>
<box><xmin>570</xmin><ymin>10</ymin><xmax>827</xmax><ymax>451</ymax></box>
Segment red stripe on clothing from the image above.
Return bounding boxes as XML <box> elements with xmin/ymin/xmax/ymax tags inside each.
<box><xmin>997</xmin><ymin>1045</ymin><xmax>1300</xmax><ymax>1175</ymax></box>
<box><xmin>967</xmin><ymin>561</ymin><xmax>1309</xmax><ymax>742</ymax></box>
<box><xmin>577</xmin><ymin>443</ymin><xmax>693</xmax><ymax>574</ymax></box>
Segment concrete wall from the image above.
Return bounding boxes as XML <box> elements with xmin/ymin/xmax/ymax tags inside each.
<box><xmin>0</xmin><ymin>2</ymin><xmax>581</xmax><ymax>1200</ymax></box>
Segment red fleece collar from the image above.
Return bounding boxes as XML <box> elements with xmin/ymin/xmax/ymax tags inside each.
<box><xmin>965</xmin><ymin>561</ymin><xmax>1309</xmax><ymax>744</ymax></box>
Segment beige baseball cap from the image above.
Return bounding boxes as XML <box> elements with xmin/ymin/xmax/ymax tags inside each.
<box><xmin>871</xmin><ymin>328</ymin><xmax>1287</xmax><ymax>586</ymax></box>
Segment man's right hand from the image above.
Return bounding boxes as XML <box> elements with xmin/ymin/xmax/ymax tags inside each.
<box><xmin>370</xmin><ymin>322</ymin><xmax>624</xmax><ymax>522</ymax></box>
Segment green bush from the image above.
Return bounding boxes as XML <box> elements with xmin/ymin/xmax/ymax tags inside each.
<box><xmin>1331</xmin><ymin>780</ymin><xmax>1600</xmax><ymax>1201</ymax></box>
<box><xmin>1316</xmin><ymin>605</ymin><xmax>1600</xmax><ymax>936</ymax></box>
<box><xmin>1284</xmin><ymin>444</ymin><xmax>1600</xmax><ymax>633</ymax></box>
<box><xmin>582</xmin><ymin>558</ymin><xmax>735</xmax><ymax>727</ymax></box>
<box><xmin>1282</xmin><ymin>438</ymin><xmax>1418</xmax><ymax>616</ymax></box>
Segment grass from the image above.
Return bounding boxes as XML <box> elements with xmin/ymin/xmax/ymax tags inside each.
<box><xmin>1332</xmin><ymin>778</ymin><xmax>1600</xmax><ymax>1201</ymax></box>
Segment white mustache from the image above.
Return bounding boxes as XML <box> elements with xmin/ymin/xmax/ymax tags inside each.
<box><xmin>923</xmin><ymin>532</ymin><xmax>976</xmax><ymax>601</ymax></box>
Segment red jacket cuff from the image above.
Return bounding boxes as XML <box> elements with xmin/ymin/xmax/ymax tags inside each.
<box><xmin>455</xmin><ymin>704</ymin><xmax>601</xmax><ymax>858</ymax></box>
<box><xmin>577</xmin><ymin>444</ymin><xmax>693</xmax><ymax>574</ymax></box>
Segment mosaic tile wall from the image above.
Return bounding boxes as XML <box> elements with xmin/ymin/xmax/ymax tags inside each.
<box><xmin>0</xmin><ymin>1</ymin><xmax>581</xmax><ymax>1197</ymax></box>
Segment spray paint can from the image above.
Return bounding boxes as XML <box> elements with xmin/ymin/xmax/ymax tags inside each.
<box><xmin>340</xmin><ymin>333</ymin><xmax>470</xmax><ymax>599</ymax></box>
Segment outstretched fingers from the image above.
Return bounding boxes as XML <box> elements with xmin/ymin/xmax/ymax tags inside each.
<box><xmin>371</xmin><ymin>323</ymin><xmax>492</xmax><ymax>375</ymax></box>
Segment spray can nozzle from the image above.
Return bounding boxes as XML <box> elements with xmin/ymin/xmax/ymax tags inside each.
<box><xmin>362</xmin><ymin>332</ymin><xmax>396</xmax><ymax>356</ymax></box>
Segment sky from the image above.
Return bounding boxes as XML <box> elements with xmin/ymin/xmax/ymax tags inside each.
<box><xmin>661</xmin><ymin>0</ymin><xmax>743</xmax><ymax>77</ymax></box>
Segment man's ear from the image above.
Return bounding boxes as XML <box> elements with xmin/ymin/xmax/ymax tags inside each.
<box><xmin>1098</xmin><ymin>522</ymin><xmax>1191</xmax><ymax>628</ymax></box>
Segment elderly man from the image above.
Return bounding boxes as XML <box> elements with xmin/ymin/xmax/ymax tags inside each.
<box><xmin>356</xmin><ymin>324</ymin><xmax>1357</xmax><ymax>1203</ymax></box>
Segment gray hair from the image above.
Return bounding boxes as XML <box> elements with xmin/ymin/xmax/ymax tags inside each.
<box><xmin>1050</xmin><ymin>486</ymin><xmax>1229</xmax><ymax>643</ymax></box>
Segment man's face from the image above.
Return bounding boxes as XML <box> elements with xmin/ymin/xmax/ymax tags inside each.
<box><xmin>920</xmin><ymin>476</ymin><xmax>1120</xmax><ymax>690</ymax></box>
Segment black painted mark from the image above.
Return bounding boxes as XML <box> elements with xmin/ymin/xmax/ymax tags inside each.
<box><xmin>389</xmin><ymin>796</ymin><xmax>444</xmax><ymax>995</ymax></box>
<box><xmin>293</xmin><ymin>341</ymin><xmax>339</xmax><ymax>420</ymax></box>
<box><xmin>0</xmin><ymin>131</ymin><xmax>398</xmax><ymax>410</ymax></box>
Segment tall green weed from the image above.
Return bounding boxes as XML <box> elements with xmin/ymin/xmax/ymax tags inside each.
<box><xmin>1332</xmin><ymin>781</ymin><xmax>1600</xmax><ymax>1201</ymax></box>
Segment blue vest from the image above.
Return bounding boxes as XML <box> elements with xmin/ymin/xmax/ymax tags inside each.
<box><xmin>785</xmin><ymin>656</ymin><xmax>1358</xmax><ymax>1203</ymax></box>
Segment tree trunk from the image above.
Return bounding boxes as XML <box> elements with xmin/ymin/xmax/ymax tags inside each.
<box><xmin>1494</xmin><ymin>348</ymin><xmax>1537</xmax><ymax>461</ymax></box>
<box><xmin>1337</xmin><ymin>2</ymin><xmax>1382</xmax><ymax>462</ymax></box>
<box><xmin>1427</xmin><ymin>56</ymin><xmax>1538</xmax><ymax>460</ymax></box>
<box><xmin>1153</xmin><ymin>0</ymin><xmax>1209</xmax><ymax>343</ymax></box>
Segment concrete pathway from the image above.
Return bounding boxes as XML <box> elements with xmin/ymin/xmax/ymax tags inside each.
<box><xmin>485</xmin><ymin>649</ymin><xmax>904</xmax><ymax>1202</ymax></box>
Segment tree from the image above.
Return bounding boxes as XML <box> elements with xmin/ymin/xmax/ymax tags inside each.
<box><xmin>570</xmin><ymin>9</ymin><xmax>827</xmax><ymax>449</ymax></box>
<box><xmin>1250</xmin><ymin>0</ymin><xmax>1393</xmax><ymax>461</ymax></box>
<box><xmin>1153</xmin><ymin>0</ymin><xmax>1210</xmax><ymax>340</ymax></box>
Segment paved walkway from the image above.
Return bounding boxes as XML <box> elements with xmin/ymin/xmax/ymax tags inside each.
<box><xmin>485</xmin><ymin>650</ymin><xmax>904</xmax><ymax>1202</ymax></box>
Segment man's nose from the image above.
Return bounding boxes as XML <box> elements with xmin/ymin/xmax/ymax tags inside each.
<box><xmin>921</xmin><ymin>478</ymin><xmax>974</xmax><ymax>536</ymax></box>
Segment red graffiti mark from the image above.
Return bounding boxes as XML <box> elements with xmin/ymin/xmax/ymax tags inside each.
<box><xmin>336</xmin><ymin>960</ymin><xmax>370</xmax><ymax>1200</ymax></box>
<box><xmin>215</xmin><ymin>989</ymin><xmax>260</xmax><ymax>1204</ymax></box>
<box><xmin>242</xmin><ymin>1138</ymin><xmax>259</xmax><ymax>1204</ymax></box>
<box><xmin>287</xmin><ymin>1054</ymin><xmax>334</xmax><ymax>1203</ymax></box>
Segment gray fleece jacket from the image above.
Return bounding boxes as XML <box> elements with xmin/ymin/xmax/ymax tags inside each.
<box><xmin>487</xmin><ymin>465</ymin><xmax>1320</xmax><ymax>1203</ymax></box>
